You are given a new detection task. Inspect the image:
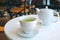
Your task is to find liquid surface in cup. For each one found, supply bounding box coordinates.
[21,17,36,22]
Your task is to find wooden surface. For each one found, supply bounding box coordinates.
[0,32,9,40]
[10,7,24,13]
[0,26,9,40]
[0,27,4,32]
[0,6,6,11]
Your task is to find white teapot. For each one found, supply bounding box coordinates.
[36,6,59,26]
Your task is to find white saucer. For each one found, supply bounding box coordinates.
[17,28,39,38]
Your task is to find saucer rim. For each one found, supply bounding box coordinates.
[17,27,39,38]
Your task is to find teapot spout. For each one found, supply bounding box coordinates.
[35,8,40,12]
[35,8,40,14]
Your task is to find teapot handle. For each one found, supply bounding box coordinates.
[54,12,59,22]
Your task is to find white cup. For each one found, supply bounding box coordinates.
[19,15,42,34]
[38,9,59,26]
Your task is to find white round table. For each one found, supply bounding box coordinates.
[4,15,60,40]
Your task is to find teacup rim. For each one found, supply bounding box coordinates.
[19,16,37,23]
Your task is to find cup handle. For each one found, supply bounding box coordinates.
[32,19,43,33]
[33,19,43,32]
[53,12,59,22]
[36,19,43,29]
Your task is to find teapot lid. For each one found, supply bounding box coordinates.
[40,6,54,12]
[45,6,53,10]
[45,6,48,9]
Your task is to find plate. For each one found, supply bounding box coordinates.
[4,15,60,40]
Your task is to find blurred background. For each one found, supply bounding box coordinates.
[0,0,60,26]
